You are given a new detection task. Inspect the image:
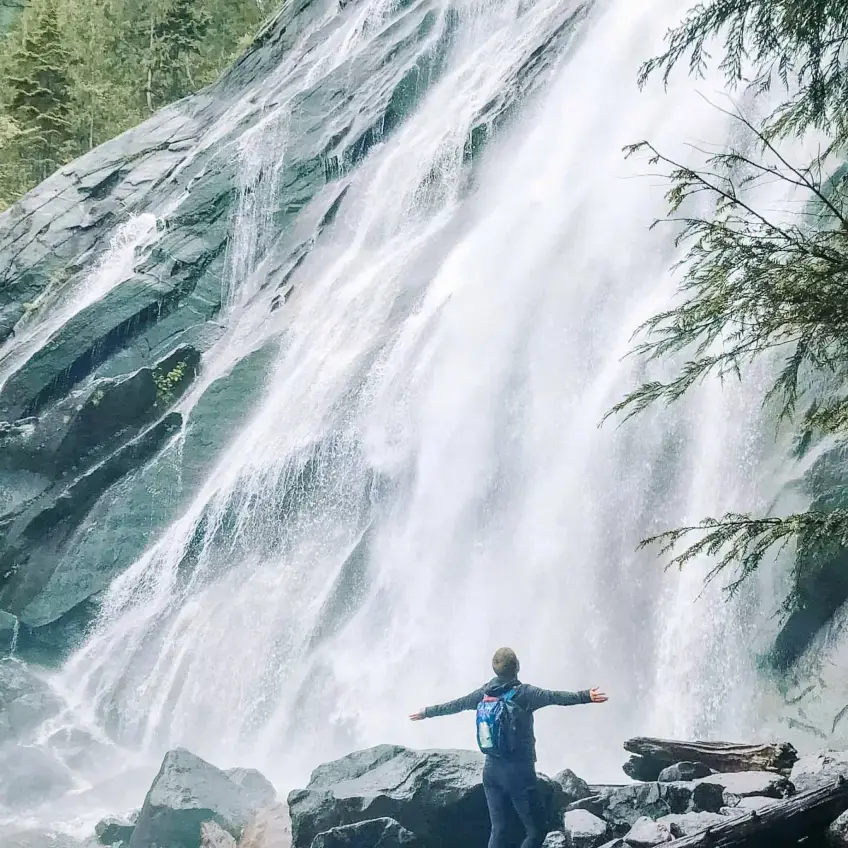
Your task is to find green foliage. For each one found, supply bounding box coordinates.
[640,0,848,145]
[153,360,187,405]
[616,1,848,604]
[0,0,269,209]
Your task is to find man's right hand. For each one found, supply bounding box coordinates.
[589,688,608,703]
[409,709,426,721]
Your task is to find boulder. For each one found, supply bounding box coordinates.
[562,809,609,848]
[697,771,794,802]
[656,763,710,783]
[554,769,592,804]
[287,745,563,848]
[310,818,420,847]
[597,782,723,835]
[543,833,568,848]
[791,752,848,793]
[622,818,672,847]
[0,658,62,739]
[828,809,848,847]
[0,744,73,809]
[95,815,135,846]
[128,748,273,848]
[655,812,727,838]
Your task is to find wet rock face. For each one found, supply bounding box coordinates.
[0,0,591,660]
[287,745,565,848]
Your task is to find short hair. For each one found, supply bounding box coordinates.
[492,647,519,678]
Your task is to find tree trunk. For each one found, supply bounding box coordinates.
[663,778,848,846]
[623,738,798,775]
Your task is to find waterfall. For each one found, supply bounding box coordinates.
[1,0,820,836]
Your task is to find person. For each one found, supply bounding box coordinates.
[409,647,608,848]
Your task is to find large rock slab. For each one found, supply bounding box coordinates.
[828,808,848,847]
[310,818,420,847]
[128,748,275,848]
[791,751,848,793]
[288,745,563,848]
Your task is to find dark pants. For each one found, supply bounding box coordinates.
[482,756,545,848]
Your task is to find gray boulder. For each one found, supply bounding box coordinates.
[128,748,274,848]
[95,815,135,846]
[0,658,62,739]
[791,751,848,793]
[596,782,723,835]
[543,833,568,848]
[310,818,420,847]
[723,795,778,813]
[562,809,609,848]
[827,809,848,847]
[622,817,672,847]
[287,745,563,848]
[554,769,592,804]
[656,763,710,783]
[655,812,726,838]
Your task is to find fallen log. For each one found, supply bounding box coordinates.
[663,777,848,846]
[623,738,798,775]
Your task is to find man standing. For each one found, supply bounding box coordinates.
[409,647,608,848]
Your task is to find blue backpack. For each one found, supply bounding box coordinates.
[475,688,522,757]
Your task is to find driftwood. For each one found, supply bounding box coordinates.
[663,778,848,846]
[623,738,799,776]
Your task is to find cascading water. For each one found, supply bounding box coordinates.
[0,0,827,839]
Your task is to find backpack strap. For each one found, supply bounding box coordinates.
[502,688,518,702]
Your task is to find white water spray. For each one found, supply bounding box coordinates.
[2,0,822,837]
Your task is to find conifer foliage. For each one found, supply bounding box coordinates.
[0,0,267,209]
[615,0,848,611]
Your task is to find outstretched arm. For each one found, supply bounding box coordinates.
[409,688,484,721]
[521,685,608,710]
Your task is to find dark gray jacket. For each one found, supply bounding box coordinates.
[423,676,591,763]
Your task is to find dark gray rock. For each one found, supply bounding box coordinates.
[310,818,420,847]
[590,782,723,836]
[128,748,273,848]
[655,812,727,838]
[562,809,609,848]
[288,745,563,848]
[827,808,848,847]
[622,817,672,847]
[791,751,848,793]
[1,413,183,626]
[0,658,61,739]
[0,744,74,809]
[656,763,710,783]
[95,816,135,846]
[554,769,592,804]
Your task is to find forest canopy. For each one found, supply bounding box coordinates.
[0,0,270,209]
